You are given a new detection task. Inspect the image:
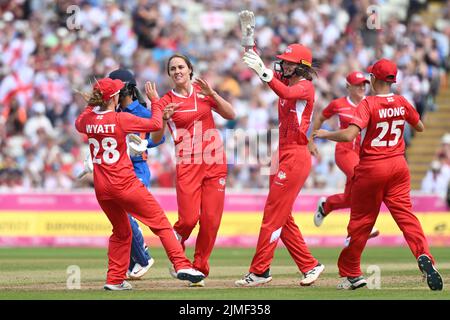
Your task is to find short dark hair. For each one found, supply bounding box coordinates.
[167,54,194,79]
[109,69,137,86]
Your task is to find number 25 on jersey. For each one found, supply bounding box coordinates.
[371,120,405,147]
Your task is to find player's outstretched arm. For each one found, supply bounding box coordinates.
[267,76,311,100]
[119,110,163,133]
[242,50,273,82]
[194,78,236,120]
[119,82,164,133]
[145,81,160,103]
[144,81,167,144]
[313,124,360,143]
[149,102,179,144]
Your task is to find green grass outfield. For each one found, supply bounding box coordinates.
[0,246,449,300]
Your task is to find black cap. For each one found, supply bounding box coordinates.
[109,69,136,86]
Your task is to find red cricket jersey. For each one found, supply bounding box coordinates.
[75,105,162,199]
[350,93,420,161]
[268,74,315,147]
[322,96,361,152]
[154,84,224,160]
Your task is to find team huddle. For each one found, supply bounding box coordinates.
[75,24,443,292]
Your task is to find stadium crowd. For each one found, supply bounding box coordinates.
[0,0,449,192]
[421,132,450,201]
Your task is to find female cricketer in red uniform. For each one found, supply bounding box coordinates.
[75,78,205,290]
[235,44,324,287]
[314,59,443,291]
[151,54,236,286]
[310,71,379,238]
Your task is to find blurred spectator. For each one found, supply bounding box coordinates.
[421,160,450,198]
[23,102,55,143]
[133,0,162,49]
[447,181,450,208]
[324,160,346,190]
[0,0,448,191]
[436,133,450,166]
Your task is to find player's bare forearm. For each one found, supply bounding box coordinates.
[313,125,359,142]
[309,114,325,140]
[135,116,163,133]
[151,121,166,144]
[121,109,163,133]
[313,129,347,142]
[308,114,325,157]
[414,120,424,132]
[211,91,236,120]
[193,78,236,119]
[149,103,163,130]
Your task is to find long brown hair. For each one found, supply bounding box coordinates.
[167,54,194,79]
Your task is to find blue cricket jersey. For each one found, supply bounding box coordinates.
[123,100,165,162]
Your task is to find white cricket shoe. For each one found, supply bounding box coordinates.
[336,276,367,290]
[104,281,132,291]
[300,263,325,286]
[235,271,272,287]
[170,265,206,287]
[177,268,206,283]
[189,280,206,287]
[128,258,155,280]
[314,197,327,227]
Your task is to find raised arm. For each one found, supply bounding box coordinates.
[149,100,180,144]
[242,50,310,100]
[149,109,173,146]
[194,78,236,120]
[119,105,163,133]
[145,81,169,143]
[267,77,310,100]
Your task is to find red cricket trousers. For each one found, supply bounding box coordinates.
[174,161,227,277]
[250,145,318,275]
[97,184,192,284]
[323,146,359,215]
[338,156,434,277]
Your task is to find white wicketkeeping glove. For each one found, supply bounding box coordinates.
[238,10,255,49]
[127,134,148,157]
[242,50,274,82]
[77,151,93,179]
